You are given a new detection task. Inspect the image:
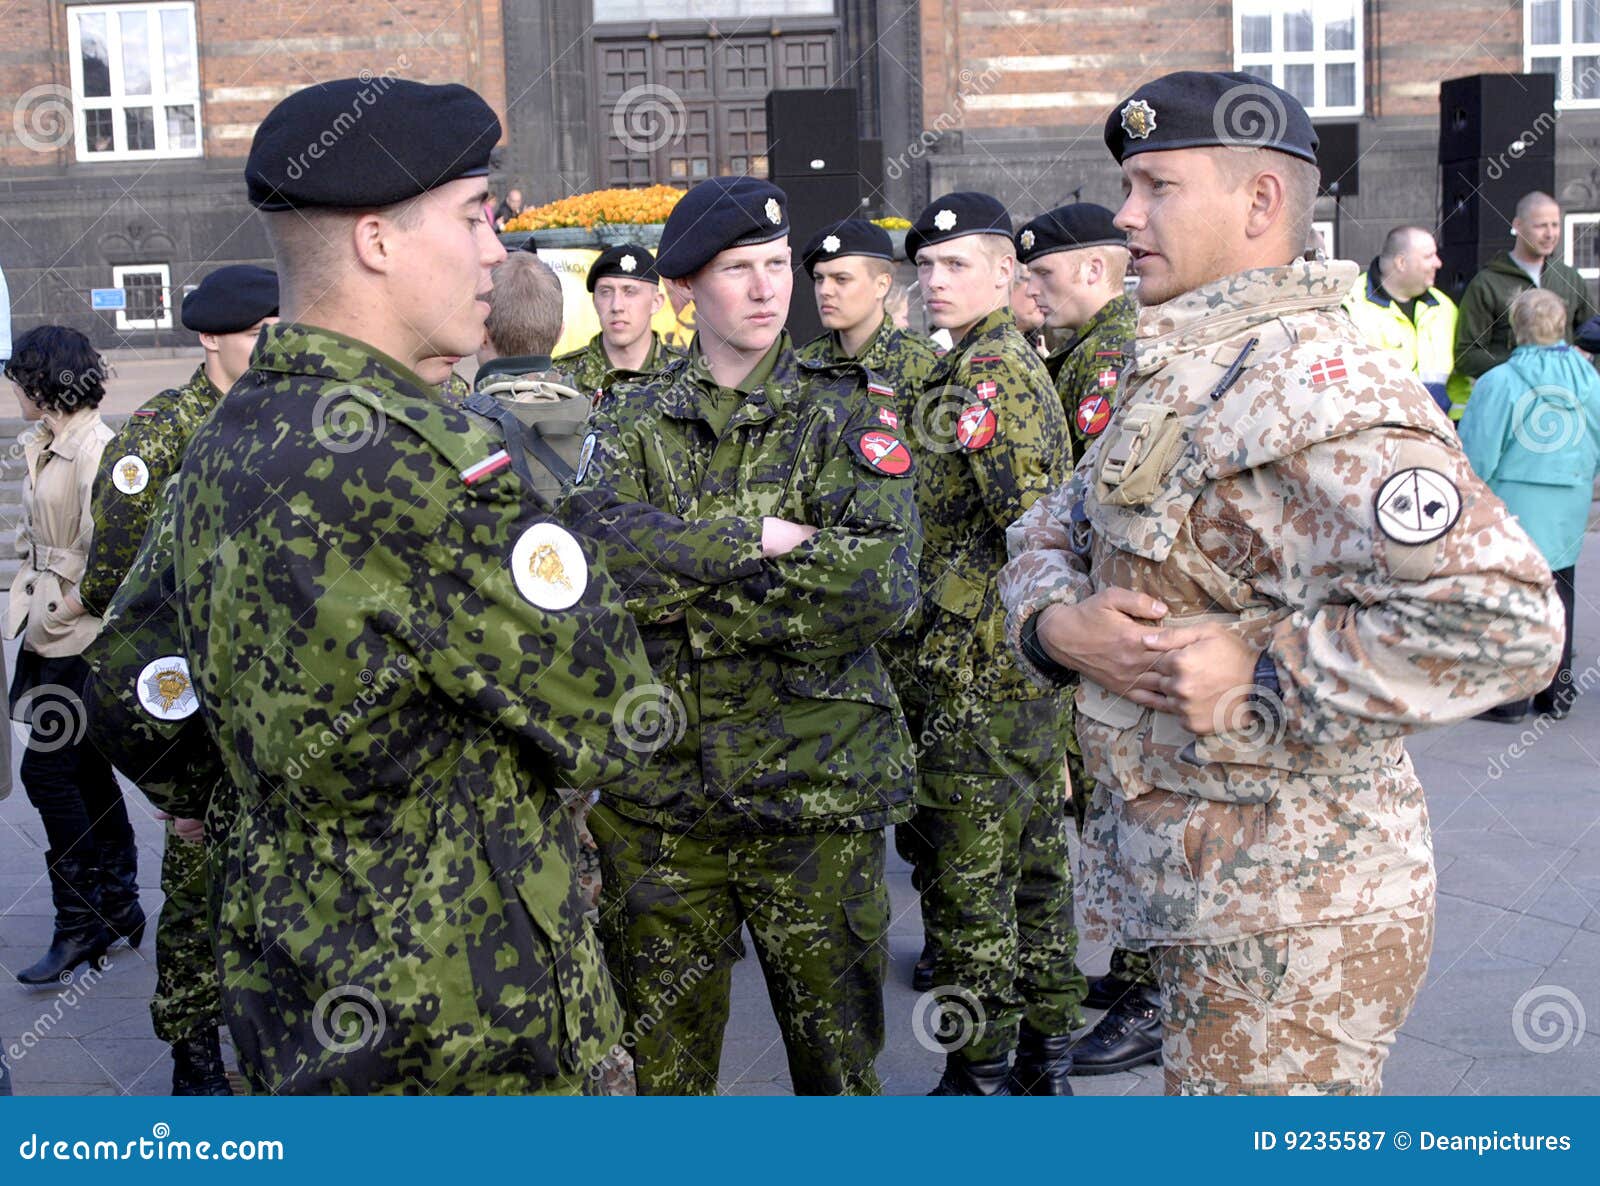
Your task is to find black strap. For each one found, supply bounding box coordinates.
[463,391,575,486]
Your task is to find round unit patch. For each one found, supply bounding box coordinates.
[111,454,151,495]
[1076,394,1112,436]
[1375,467,1461,545]
[956,403,998,450]
[136,656,199,721]
[511,522,589,610]
[857,430,913,475]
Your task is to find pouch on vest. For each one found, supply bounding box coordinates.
[1096,403,1185,507]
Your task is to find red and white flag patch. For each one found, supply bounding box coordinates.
[867,381,895,399]
[877,406,900,428]
[854,429,914,475]
[1096,366,1118,390]
[1308,357,1348,386]
[975,379,998,401]
[461,450,511,485]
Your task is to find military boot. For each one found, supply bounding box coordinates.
[928,1053,1013,1096]
[912,940,936,992]
[1009,1023,1075,1095]
[171,1029,233,1096]
[1070,985,1163,1075]
[96,837,146,948]
[16,852,115,985]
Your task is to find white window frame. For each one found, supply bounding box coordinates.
[1526,0,1600,109]
[1564,212,1600,280]
[67,2,202,162]
[1312,219,1336,260]
[112,264,172,330]
[1233,1,1364,117]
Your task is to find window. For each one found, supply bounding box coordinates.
[1234,1,1363,117]
[1565,212,1600,280]
[1312,219,1336,260]
[1528,0,1600,107]
[111,264,172,330]
[594,1,832,19]
[68,3,201,161]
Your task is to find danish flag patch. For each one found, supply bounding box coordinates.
[877,406,900,428]
[975,380,998,401]
[1308,357,1348,387]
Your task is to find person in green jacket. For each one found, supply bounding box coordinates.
[1451,191,1597,420]
[552,243,681,399]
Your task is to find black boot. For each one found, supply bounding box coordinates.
[1070,986,1163,1075]
[928,1053,1013,1096]
[1009,1023,1075,1095]
[16,852,115,986]
[912,941,936,992]
[1083,971,1141,1011]
[171,1029,233,1096]
[96,838,146,948]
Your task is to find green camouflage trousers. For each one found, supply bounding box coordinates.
[590,807,889,1096]
[149,822,222,1044]
[904,693,1085,1062]
[1066,727,1154,990]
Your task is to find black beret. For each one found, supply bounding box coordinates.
[905,192,1012,261]
[1105,71,1318,166]
[800,219,893,276]
[1015,204,1125,264]
[180,265,279,334]
[247,78,500,211]
[586,244,659,291]
[654,177,790,280]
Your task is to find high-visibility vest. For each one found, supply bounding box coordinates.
[1344,270,1464,416]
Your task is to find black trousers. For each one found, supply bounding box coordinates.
[1538,565,1578,710]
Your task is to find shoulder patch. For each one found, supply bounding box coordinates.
[1308,356,1349,387]
[876,406,899,428]
[575,431,598,484]
[849,428,914,476]
[969,354,1003,364]
[1375,467,1461,545]
[1092,350,1124,359]
[511,522,589,609]
[974,379,998,401]
[867,380,895,399]
[1076,393,1112,437]
[956,403,998,451]
[137,656,199,721]
[461,449,511,486]
[111,454,151,495]
[131,409,159,418]
[1095,366,1119,390]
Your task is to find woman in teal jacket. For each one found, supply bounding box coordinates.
[1461,288,1600,721]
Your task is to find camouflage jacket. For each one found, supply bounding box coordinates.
[1047,292,1136,465]
[79,365,222,615]
[797,314,942,417]
[913,308,1071,706]
[561,334,920,837]
[97,322,660,1094]
[1000,261,1562,945]
[554,331,680,402]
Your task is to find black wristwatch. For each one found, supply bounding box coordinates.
[1021,611,1077,687]
[1248,649,1283,736]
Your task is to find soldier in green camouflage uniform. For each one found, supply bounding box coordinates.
[1015,205,1159,1068]
[83,78,660,1095]
[562,178,919,1096]
[80,263,278,1096]
[554,329,678,399]
[553,244,681,401]
[900,193,1081,1096]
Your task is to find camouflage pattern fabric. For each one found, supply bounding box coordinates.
[438,371,471,408]
[796,314,942,417]
[554,331,681,404]
[590,805,889,1095]
[79,365,222,616]
[1153,915,1434,1094]
[149,823,222,1044]
[1047,292,1136,465]
[1000,260,1562,1091]
[95,321,661,1095]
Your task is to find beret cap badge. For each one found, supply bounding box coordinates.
[1121,99,1157,140]
[823,234,841,253]
[934,209,958,231]
[620,254,637,272]
[765,198,783,225]
[1019,229,1035,251]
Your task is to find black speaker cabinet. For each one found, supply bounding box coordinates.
[1439,73,1557,164]
[771,171,866,344]
[1438,155,1557,245]
[766,88,859,177]
[1317,122,1360,196]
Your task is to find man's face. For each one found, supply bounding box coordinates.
[1024,251,1099,329]
[687,239,792,355]
[1400,233,1441,292]
[387,178,507,376]
[1010,275,1045,334]
[916,236,1011,336]
[507,189,523,210]
[593,277,662,353]
[206,317,278,389]
[1514,200,1561,260]
[812,257,888,333]
[1115,149,1250,305]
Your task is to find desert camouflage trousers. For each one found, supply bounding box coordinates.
[1152,913,1434,1095]
[1066,730,1155,991]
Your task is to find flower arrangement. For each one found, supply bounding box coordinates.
[504,185,685,231]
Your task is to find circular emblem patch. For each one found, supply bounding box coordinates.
[858,430,913,475]
[136,656,199,721]
[1076,394,1111,436]
[956,403,998,450]
[1375,467,1461,545]
[511,522,589,610]
[111,454,151,495]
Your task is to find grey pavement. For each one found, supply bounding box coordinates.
[2,547,1598,1096]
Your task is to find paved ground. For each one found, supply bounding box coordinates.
[2,549,1597,1096]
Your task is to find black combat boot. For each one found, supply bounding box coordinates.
[1070,985,1163,1075]
[928,1053,1013,1096]
[1082,971,1141,1011]
[171,1028,233,1096]
[16,852,115,985]
[912,940,936,992]
[1009,1023,1075,1095]
[96,837,146,948]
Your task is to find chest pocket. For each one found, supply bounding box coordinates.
[1089,412,1208,567]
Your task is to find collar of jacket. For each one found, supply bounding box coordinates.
[29,404,104,460]
[819,313,893,367]
[656,331,798,426]
[252,321,438,402]
[1363,259,1440,310]
[1133,259,1359,376]
[184,362,226,407]
[930,307,1014,381]
[476,354,555,383]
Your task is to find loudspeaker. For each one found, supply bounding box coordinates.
[857,138,885,211]
[1438,240,1488,302]
[1317,122,1360,196]
[771,171,865,344]
[766,88,858,177]
[1438,154,1556,245]
[1439,73,1557,164]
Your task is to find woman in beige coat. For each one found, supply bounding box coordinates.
[5,326,143,984]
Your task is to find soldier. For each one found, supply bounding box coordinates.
[899,192,1081,1096]
[82,78,660,1094]
[796,217,944,991]
[78,263,278,1096]
[553,244,680,399]
[561,176,920,1096]
[1000,71,1562,1095]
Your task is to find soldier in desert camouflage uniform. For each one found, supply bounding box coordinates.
[1001,71,1562,1094]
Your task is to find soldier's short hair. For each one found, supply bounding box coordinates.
[485,253,564,357]
[1510,287,1568,346]
[260,201,425,296]
[1207,146,1319,261]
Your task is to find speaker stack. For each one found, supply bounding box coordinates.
[766,87,865,343]
[1437,73,1557,299]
